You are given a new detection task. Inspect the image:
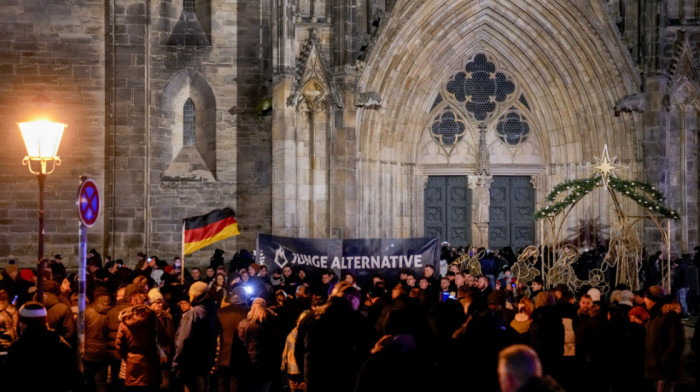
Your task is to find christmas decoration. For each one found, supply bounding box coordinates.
[533,145,678,292]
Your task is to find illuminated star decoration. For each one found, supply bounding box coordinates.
[593,144,618,190]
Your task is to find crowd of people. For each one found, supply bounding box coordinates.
[0,245,698,392]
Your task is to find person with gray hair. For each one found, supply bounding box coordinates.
[498,344,564,392]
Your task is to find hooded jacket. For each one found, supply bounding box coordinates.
[42,291,76,346]
[116,304,160,386]
[2,326,80,391]
[84,294,113,361]
[645,302,685,380]
[173,294,219,376]
[106,298,131,361]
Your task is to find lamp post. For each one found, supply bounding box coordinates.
[19,105,66,303]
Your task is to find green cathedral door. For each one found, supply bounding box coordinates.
[424,176,471,248]
[488,176,535,251]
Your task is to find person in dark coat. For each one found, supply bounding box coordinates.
[528,292,564,380]
[84,292,113,392]
[49,254,67,282]
[217,287,250,392]
[354,334,444,392]
[643,286,685,391]
[41,279,77,348]
[450,290,518,392]
[600,304,646,392]
[2,302,81,392]
[106,284,130,390]
[572,293,605,390]
[210,249,226,271]
[296,281,373,392]
[237,297,278,392]
[148,288,175,391]
[116,283,161,390]
[173,281,219,392]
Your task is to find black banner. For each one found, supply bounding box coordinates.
[256,234,440,286]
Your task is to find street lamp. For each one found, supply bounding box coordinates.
[19,101,66,303]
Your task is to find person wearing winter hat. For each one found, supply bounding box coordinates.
[188,281,209,303]
[643,285,685,390]
[173,279,218,390]
[586,287,601,303]
[40,278,77,348]
[147,287,175,389]
[644,285,666,304]
[2,302,80,391]
[116,282,161,389]
[17,301,47,328]
[148,288,164,304]
[19,268,35,283]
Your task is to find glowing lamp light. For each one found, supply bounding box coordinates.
[18,98,67,304]
[19,120,66,175]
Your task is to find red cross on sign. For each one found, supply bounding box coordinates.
[77,179,100,227]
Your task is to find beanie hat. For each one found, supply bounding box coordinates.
[20,269,35,282]
[18,301,47,324]
[629,306,650,322]
[42,280,60,295]
[587,288,601,302]
[5,264,18,275]
[123,283,147,300]
[148,288,164,303]
[645,286,666,302]
[188,281,209,302]
[163,265,174,274]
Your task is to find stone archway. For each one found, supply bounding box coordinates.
[353,0,642,241]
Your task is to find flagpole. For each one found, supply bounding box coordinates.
[181,221,185,284]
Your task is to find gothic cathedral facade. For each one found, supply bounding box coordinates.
[0,1,697,266]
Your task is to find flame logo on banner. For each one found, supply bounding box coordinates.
[274,245,289,268]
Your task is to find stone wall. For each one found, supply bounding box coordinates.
[0,0,697,270]
[105,0,273,266]
[0,0,105,269]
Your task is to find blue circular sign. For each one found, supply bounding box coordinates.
[77,179,100,227]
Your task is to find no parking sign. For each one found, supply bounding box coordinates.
[77,178,100,227]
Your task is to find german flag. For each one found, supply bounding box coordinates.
[183,208,240,255]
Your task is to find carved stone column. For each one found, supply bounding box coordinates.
[472,123,492,247]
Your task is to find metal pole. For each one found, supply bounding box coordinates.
[36,173,46,303]
[181,222,185,283]
[666,219,671,293]
[78,222,87,371]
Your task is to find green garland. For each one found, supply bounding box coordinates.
[608,177,680,220]
[534,175,680,220]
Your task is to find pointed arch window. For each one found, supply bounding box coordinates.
[183,98,195,146]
